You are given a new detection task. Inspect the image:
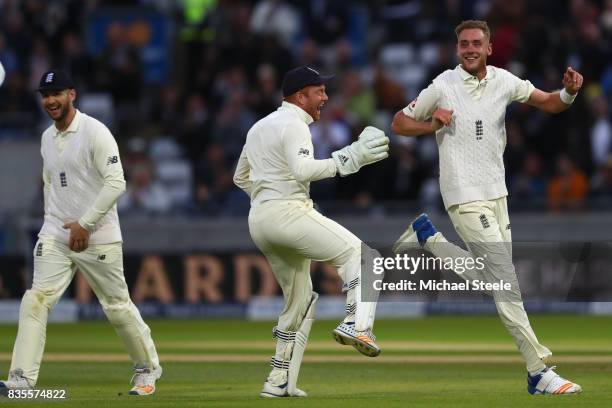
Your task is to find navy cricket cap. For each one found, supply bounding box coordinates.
[37,70,75,92]
[281,66,334,97]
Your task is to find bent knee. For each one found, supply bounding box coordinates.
[22,288,61,309]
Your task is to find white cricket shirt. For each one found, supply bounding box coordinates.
[402,65,535,209]
[39,110,126,244]
[234,101,337,205]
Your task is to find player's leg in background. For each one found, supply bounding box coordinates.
[394,213,488,283]
[449,199,551,374]
[72,243,161,388]
[9,236,75,387]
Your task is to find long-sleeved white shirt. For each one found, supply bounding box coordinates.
[234,101,337,205]
[39,109,126,244]
[402,65,535,209]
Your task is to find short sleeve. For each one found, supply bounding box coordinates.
[505,70,535,103]
[402,83,442,121]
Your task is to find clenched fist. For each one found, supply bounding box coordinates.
[431,108,453,131]
[562,67,583,95]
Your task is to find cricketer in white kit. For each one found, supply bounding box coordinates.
[234,66,390,397]
[0,70,161,396]
[392,20,583,395]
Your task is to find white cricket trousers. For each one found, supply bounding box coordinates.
[10,235,159,385]
[426,197,551,374]
[248,199,362,331]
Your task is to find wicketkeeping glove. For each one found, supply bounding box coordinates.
[331,126,390,176]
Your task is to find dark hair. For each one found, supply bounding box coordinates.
[455,20,490,40]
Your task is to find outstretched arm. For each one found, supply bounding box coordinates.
[525,67,583,114]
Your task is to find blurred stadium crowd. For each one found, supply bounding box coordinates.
[1,0,611,216]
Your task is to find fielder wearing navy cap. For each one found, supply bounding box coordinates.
[281,66,334,97]
[37,70,75,92]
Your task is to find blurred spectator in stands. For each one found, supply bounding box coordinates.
[0,72,39,128]
[0,33,19,79]
[194,143,234,213]
[212,88,256,161]
[311,100,351,160]
[249,0,299,48]
[153,85,183,135]
[589,154,612,208]
[328,38,354,73]
[121,137,149,180]
[60,32,95,91]
[373,63,407,113]
[255,34,295,82]
[298,1,349,47]
[118,160,171,214]
[149,138,194,210]
[504,118,527,185]
[569,0,608,83]
[393,143,425,200]
[95,22,143,108]
[511,153,547,206]
[29,36,51,91]
[249,64,281,118]
[589,95,611,167]
[2,7,32,66]
[177,93,213,162]
[486,0,523,69]
[297,37,325,68]
[547,154,589,212]
[309,100,350,199]
[341,69,375,128]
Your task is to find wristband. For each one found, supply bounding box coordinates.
[560,88,576,105]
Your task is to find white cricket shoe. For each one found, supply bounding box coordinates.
[0,369,33,396]
[527,366,582,395]
[260,381,307,397]
[332,321,381,357]
[129,366,162,396]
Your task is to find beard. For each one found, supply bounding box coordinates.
[46,103,70,123]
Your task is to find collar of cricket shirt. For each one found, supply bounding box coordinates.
[280,101,314,125]
[457,64,495,85]
[54,109,82,138]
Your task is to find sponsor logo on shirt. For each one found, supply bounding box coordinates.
[479,214,490,229]
[475,120,483,140]
[36,242,43,257]
[407,98,417,112]
[60,171,67,187]
[298,148,310,157]
[337,154,349,165]
[107,156,118,165]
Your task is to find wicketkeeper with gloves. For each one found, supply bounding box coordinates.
[234,66,389,398]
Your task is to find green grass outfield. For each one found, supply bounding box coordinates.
[0,315,611,407]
